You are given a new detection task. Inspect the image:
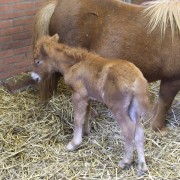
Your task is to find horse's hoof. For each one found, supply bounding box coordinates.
[151,121,166,132]
[151,123,168,136]
[83,128,90,136]
[119,160,131,170]
[157,128,168,136]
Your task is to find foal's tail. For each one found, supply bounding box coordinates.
[129,78,150,122]
[33,0,60,101]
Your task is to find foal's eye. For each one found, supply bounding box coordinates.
[35,59,43,65]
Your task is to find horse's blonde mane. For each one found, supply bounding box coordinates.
[143,0,180,39]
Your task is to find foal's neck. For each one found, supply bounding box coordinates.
[54,43,88,74]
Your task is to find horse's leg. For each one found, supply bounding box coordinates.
[39,72,61,102]
[54,72,62,92]
[67,92,88,151]
[151,79,180,132]
[112,111,136,168]
[83,102,91,136]
[134,118,148,175]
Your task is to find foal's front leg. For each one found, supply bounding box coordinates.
[67,91,89,151]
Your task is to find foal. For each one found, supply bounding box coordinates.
[32,34,150,173]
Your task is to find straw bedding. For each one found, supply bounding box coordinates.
[0,73,179,180]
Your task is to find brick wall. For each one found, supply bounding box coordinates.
[0,0,46,80]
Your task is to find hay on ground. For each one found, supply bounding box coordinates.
[0,73,179,179]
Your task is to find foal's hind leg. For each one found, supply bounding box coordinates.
[135,118,148,174]
[112,111,136,169]
[152,79,180,132]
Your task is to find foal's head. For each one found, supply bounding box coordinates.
[31,34,60,82]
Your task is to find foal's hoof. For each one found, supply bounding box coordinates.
[137,169,148,176]
[137,162,148,176]
[119,160,131,170]
[67,142,79,151]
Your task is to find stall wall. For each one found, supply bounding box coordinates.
[0,0,45,79]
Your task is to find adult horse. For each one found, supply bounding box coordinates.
[33,0,180,132]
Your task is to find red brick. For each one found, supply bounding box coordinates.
[15,46,31,54]
[34,1,45,8]
[1,73,9,79]
[23,24,33,32]
[1,39,31,50]
[0,9,37,20]
[0,20,13,28]
[13,16,33,26]
[0,26,24,36]
[13,31,32,40]
[0,73,8,79]
[0,13,10,21]
[15,60,31,69]
[12,2,34,11]
[0,50,14,58]
[0,0,21,4]
[25,51,33,59]
[0,5,11,13]
[0,54,25,66]
[11,9,37,19]
[0,68,26,79]
[0,35,13,42]
[0,63,16,73]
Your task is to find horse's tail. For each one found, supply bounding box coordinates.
[33,0,57,49]
[143,0,180,39]
[33,0,60,102]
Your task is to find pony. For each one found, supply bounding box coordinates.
[31,34,150,174]
[33,0,180,132]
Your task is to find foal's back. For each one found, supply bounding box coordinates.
[65,52,147,105]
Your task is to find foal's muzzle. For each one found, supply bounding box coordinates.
[31,72,41,82]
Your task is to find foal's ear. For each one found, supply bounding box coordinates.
[51,34,59,42]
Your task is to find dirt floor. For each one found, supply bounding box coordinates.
[0,73,180,180]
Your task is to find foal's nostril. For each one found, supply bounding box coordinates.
[35,77,39,82]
